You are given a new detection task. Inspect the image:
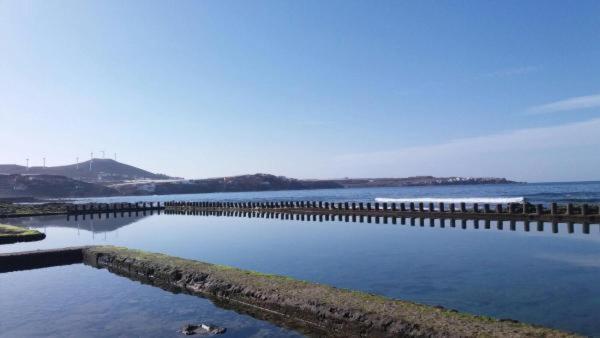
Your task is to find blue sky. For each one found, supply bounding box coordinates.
[1,1,599,182]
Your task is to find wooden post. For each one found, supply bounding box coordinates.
[473,203,479,213]
[418,202,424,212]
[400,203,406,212]
[428,202,434,212]
[483,204,490,213]
[536,204,543,215]
[551,203,557,215]
[496,204,502,213]
[409,202,415,211]
[582,204,589,216]
[449,203,455,212]
[460,202,466,212]
[438,203,444,212]
[566,203,573,216]
[522,202,528,215]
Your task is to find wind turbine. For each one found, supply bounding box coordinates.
[26,158,29,170]
[43,157,46,168]
[76,157,79,170]
[90,152,93,171]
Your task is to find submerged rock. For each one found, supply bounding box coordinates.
[180,323,226,336]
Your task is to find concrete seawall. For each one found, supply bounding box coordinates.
[0,247,86,273]
[82,246,578,337]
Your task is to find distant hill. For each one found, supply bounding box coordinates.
[0,159,173,183]
[109,173,516,196]
[0,174,119,198]
[111,173,343,195]
[330,176,516,188]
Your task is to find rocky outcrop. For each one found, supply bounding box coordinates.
[0,224,46,245]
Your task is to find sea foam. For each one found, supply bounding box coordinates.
[374,197,525,204]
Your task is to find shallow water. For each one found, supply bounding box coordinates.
[2,210,600,336]
[0,264,302,337]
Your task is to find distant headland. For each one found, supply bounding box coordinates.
[0,159,517,199]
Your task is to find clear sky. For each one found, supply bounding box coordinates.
[1,1,599,182]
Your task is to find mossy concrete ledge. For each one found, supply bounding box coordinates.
[0,224,46,245]
[0,246,85,273]
[82,246,578,337]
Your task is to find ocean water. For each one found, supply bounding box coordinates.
[2,183,600,336]
[73,181,600,205]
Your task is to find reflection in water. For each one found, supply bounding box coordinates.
[4,211,157,233]
[2,210,600,336]
[163,209,598,236]
[0,264,303,338]
[91,263,326,337]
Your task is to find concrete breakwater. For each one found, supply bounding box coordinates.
[0,246,579,337]
[84,246,580,337]
[1,201,163,218]
[164,200,600,223]
[0,246,86,273]
[66,202,164,214]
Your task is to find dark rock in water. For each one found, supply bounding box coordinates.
[499,318,520,323]
[180,323,226,336]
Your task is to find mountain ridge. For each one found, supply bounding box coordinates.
[0,159,173,183]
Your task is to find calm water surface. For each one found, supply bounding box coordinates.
[3,184,600,336]
[2,210,600,336]
[0,264,302,337]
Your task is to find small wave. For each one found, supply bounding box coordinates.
[374,197,525,204]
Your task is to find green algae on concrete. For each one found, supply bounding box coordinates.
[83,245,580,337]
[0,202,70,218]
[0,224,45,244]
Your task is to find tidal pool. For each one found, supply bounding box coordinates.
[0,264,302,337]
[2,211,600,336]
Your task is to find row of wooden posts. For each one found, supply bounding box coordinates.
[165,200,599,216]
